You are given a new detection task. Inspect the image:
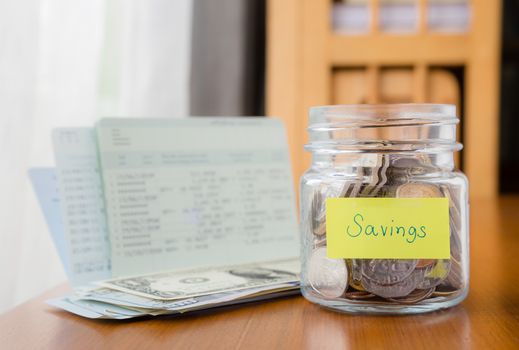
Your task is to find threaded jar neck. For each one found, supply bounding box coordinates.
[305,104,462,155]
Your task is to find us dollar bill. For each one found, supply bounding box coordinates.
[78,283,298,311]
[98,259,300,300]
[48,286,301,319]
[46,296,151,319]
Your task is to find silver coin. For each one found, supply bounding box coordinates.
[339,180,353,198]
[441,185,462,230]
[361,269,424,298]
[361,259,418,285]
[311,181,353,236]
[450,219,462,262]
[449,208,462,238]
[446,260,464,290]
[359,154,383,196]
[442,185,463,264]
[390,155,424,168]
[351,259,362,282]
[387,287,435,304]
[311,189,325,235]
[349,167,364,197]
[308,247,348,299]
[416,259,451,289]
[367,154,390,197]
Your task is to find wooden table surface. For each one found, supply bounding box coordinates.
[1,197,519,349]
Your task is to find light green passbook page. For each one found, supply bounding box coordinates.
[52,128,111,285]
[96,118,299,276]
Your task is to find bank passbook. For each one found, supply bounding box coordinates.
[31,118,299,287]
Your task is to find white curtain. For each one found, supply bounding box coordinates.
[0,0,192,313]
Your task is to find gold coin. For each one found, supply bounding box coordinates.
[313,235,326,248]
[396,183,442,198]
[432,290,458,297]
[313,220,326,236]
[346,260,365,291]
[344,291,376,300]
[416,259,436,268]
[432,285,459,297]
[348,278,365,292]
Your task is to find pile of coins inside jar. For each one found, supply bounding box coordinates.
[306,154,465,305]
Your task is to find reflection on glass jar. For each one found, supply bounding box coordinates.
[300,104,469,314]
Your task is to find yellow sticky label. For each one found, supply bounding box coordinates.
[326,198,450,259]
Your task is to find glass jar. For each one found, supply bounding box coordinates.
[300,104,469,314]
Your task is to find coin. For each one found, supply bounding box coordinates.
[361,259,418,285]
[387,287,435,304]
[351,259,363,281]
[339,181,353,197]
[349,167,364,197]
[313,234,326,248]
[433,284,459,297]
[368,154,390,197]
[311,189,326,236]
[396,182,442,198]
[416,259,451,289]
[346,259,365,291]
[416,259,436,268]
[445,259,464,290]
[361,269,424,298]
[344,291,376,300]
[308,247,348,299]
[313,220,326,236]
[360,154,383,196]
[442,185,462,230]
[311,181,355,236]
[450,218,462,262]
[432,290,457,297]
[390,155,429,169]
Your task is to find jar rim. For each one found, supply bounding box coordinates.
[306,104,462,154]
[309,103,457,126]
[310,103,455,115]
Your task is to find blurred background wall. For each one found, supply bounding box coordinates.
[499,0,519,193]
[190,0,265,116]
[0,0,193,313]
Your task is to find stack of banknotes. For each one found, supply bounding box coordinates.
[48,259,300,319]
[30,118,302,320]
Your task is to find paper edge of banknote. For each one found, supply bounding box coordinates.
[96,258,300,301]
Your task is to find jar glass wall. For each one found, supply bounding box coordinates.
[300,104,469,314]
